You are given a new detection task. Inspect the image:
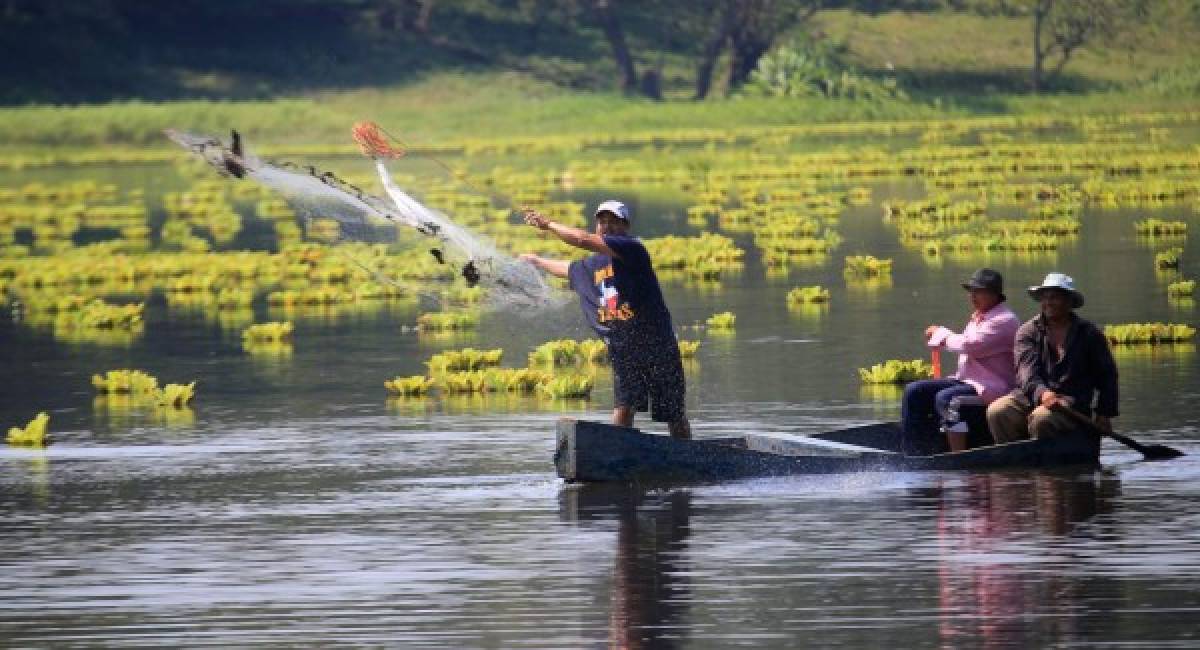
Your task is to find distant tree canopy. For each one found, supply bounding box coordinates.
[0,0,1189,103]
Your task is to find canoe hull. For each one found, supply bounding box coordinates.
[554,418,1101,484]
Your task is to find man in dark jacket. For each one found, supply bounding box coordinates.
[519,200,691,439]
[986,273,1118,443]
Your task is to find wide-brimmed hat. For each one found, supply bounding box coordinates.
[1028,272,1084,308]
[961,268,1005,302]
[593,199,630,222]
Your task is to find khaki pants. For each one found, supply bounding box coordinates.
[985,393,1076,444]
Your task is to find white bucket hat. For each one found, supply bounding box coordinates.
[1028,272,1084,308]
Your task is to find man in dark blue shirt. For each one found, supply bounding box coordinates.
[520,200,691,439]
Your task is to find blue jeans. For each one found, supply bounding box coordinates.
[901,379,976,441]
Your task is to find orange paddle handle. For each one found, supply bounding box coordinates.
[931,347,942,379]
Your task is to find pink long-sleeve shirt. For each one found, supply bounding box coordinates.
[927,302,1021,403]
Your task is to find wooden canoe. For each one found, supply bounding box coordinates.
[554,418,1102,484]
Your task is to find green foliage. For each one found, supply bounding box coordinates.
[1154,247,1183,270]
[7,412,49,447]
[426,348,504,374]
[678,340,701,358]
[1104,323,1196,345]
[706,311,737,329]
[384,375,436,397]
[1167,280,1195,297]
[858,359,935,384]
[539,375,594,399]
[786,286,831,305]
[743,37,909,102]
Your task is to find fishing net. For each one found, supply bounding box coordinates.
[166,128,553,307]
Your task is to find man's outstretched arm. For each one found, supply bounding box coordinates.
[523,210,617,258]
[518,253,570,278]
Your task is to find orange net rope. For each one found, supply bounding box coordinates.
[352,121,406,159]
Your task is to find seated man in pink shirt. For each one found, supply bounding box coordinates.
[901,269,1020,452]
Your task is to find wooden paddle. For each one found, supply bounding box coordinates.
[1051,403,1184,461]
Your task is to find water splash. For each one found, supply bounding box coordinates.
[166,129,553,307]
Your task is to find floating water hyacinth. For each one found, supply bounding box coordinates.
[417,311,479,331]
[539,374,594,399]
[1134,219,1187,236]
[858,359,935,384]
[1155,248,1183,270]
[7,412,49,447]
[485,367,551,393]
[92,369,159,395]
[1104,323,1196,345]
[384,375,435,397]
[706,312,736,329]
[678,340,701,358]
[157,382,197,409]
[426,348,504,374]
[844,255,893,278]
[787,286,831,305]
[577,339,608,364]
[243,321,293,343]
[1167,280,1195,297]
[528,339,581,366]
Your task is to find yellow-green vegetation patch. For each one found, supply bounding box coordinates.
[384,375,436,397]
[1167,280,1195,297]
[528,339,581,366]
[417,311,480,331]
[787,286,831,305]
[1154,248,1183,270]
[539,374,594,399]
[1104,323,1196,345]
[7,412,50,447]
[844,255,893,278]
[858,359,935,384]
[1135,219,1187,237]
[706,311,736,329]
[243,321,293,343]
[678,340,701,358]
[426,348,504,374]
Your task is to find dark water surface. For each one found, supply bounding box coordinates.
[3,153,1200,646]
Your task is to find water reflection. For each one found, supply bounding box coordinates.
[560,485,692,649]
[927,470,1120,647]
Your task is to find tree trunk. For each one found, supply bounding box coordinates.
[694,1,736,100]
[1031,0,1052,93]
[591,0,638,94]
[728,33,771,89]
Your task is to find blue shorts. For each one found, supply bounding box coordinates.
[611,346,686,423]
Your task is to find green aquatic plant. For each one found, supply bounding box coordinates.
[1155,248,1183,270]
[243,321,293,344]
[1135,219,1187,237]
[844,255,893,278]
[1167,280,1195,297]
[678,340,701,358]
[528,339,581,366]
[417,311,480,332]
[786,286,831,305]
[577,339,609,364]
[426,348,504,374]
[157,382,197,409]
[706,311,737,329]
[858,359,935,384]
[7,412,49,447]
[384,375,436,397]
[1104,323,1196,345]
[539,374,594,399]
[92,369,159,395]
[484,367,551,393]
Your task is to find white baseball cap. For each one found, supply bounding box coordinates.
[593,200,631,222]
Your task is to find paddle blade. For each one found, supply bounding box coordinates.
[1141,444,1186,461]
